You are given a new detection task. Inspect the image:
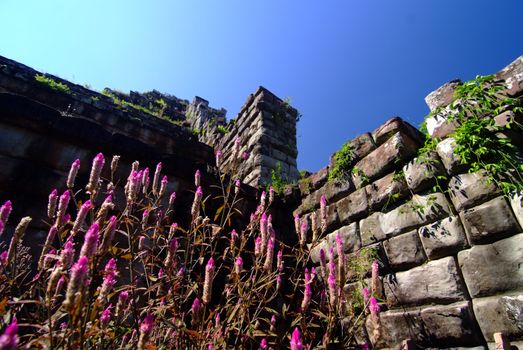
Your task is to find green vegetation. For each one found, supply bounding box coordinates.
[216,125,228,135]
[269,161,289,195]
[328,141,354,181]
[35,74,71,94]
[419,74,523,197]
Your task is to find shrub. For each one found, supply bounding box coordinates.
[0,142,380,348]
[35,74,71,94]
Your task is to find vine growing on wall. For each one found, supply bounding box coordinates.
[418,74,523,197]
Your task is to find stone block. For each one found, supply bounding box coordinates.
[494,110,523,128]
[510,191,523,230]
[403,151,446,193]
[418,216,469,260]
[371,117,424,146]
[365,301,482,348]
[425,79,461,112]
[383,230,426,271]
[329,133,377,170]
[458,234,523,298]
[473,294,523,343]
[310,222,360,263]
[354,131,419,185]
[448,171,500,212]
[336,187,368,224]
[309,166,329,191]
[322,178,354,203]
[425,109,461,139]
[384,256,467,307]
[360,212,386,246]
[380,192,453,237]
[436,137,467,175]
[459,196,521,245]
[365,171,409,211]
[496,55,523,97]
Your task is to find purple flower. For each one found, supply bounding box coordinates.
[0,317,19,350]
[67,159,80,189]
[191,297,202,325]
[369,296,380,316]
[203,257,215,304]
[0,200,12,224]
[159,175,168,197]
[64,256,89,310]
[290,327,303,350]
[72,200,92,235]
[138,314,154,349]
[100,304,112,328]
[86,153,105,194]
[80,222,99,259]
[152,162,162,196]
[47,189,58,219]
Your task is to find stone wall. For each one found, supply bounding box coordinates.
[294,55,523,349]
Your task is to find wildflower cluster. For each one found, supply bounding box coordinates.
[0,139,379,348]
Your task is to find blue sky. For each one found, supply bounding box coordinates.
[1,1,523,172]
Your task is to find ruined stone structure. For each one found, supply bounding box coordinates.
[0,53,523,348]
[295,56,523,349]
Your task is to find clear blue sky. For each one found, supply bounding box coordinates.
[1,1,523,172]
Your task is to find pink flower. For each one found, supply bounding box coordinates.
[254,236,262,257]
[260,191,266,208]
[100,304,112,328]
[138,314,154,349]
[191,186,203,218]
[234,179,241,194]
[299,220,308,245]
[264,238,274,271]
[328,271,337,308]
[86,153,105,194]
[235,256,243,275]
[192,297,202,324]
[242,151,249,161]
[203,257,215,304]
[80,223,99,259]
[67,159,80,188]
[159,176,168,197]
[369,296,380,316]
[0,251,7,267]
[363,287,370,308]
[194,169,201,187]
[152,162,162,196]
[290,327,303,350]
[72,200,92,235]
[111,155,120,175]
[260,338,268,350]
[0,317,19,350]
[142,167,150,194]
[0,200,12,224]
[56,191,70,227]
[215,150,222,166]
[47,189,58,219]
[277,249,284,272]
[64,256,89,310]
[294,214,300,235]
[169,192,176,207]
[301,282,312,312]
[60,237,75,268]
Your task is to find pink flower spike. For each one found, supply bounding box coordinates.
[290,327,303,350]
[0,221,4,237]
[140,313,154,335]
[0,251,7,266]
[215,150,222,166]
[203,257,215,304]
[254,236,262,256]
[0,200,13,224]
[260,338,268,350]
[100,304,112,328]
[195,169,201,187]
[192,297,201,318]
[159,175,168,197]
[80,222,99,258]
[369,296,380,316]
[67,159,81,188]
[169,192,176,207]
[47,189,58,218]
[0,317,19,350]
[235,256,243,274]
[242,151,249,160]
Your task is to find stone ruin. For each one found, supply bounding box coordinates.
[0,52,522,348]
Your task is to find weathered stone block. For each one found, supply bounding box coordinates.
[473,294,523,342]
[425,79,461,111]
[384,256,467,307]
[336,187,368,224]
[371,117,424,146]
[383,230,426,271]
[403,151,446,193]
[354,131,419,183]
[360,212,386,246]
[329,133,377,172]
[425,109,461,139]
[322,178,354,203]
[365,171,409,211]
[448,171,500,212]
[494,110,523,128]
[510,191,523,230]
[496,55,523,97]
[458,234,523,298]
[365,301,482,348]
[310,222,360,263]
[436,137,466,175]
[459,196,521,245]
[380,192,453,237]
[418,216,469,260]
[309,166,329,191]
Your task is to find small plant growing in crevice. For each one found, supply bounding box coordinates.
[35,74,71,94]
[328,141,354,182]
